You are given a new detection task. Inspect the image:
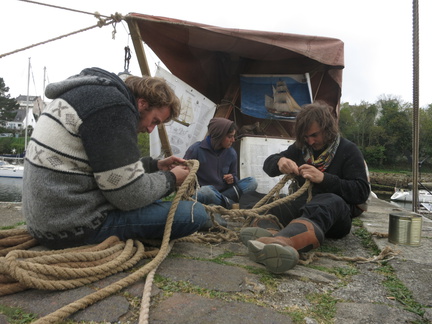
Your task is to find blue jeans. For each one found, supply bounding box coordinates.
[196,177,258,206]
[85,200,208,244]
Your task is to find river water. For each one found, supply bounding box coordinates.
[0,177,23,202]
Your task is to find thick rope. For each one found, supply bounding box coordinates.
[0,229,38,256]
[299,246,400,265]
[175,174,312,245]
[139,242,174,324]
[26,159,201,323]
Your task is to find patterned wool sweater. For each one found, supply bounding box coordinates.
[22,67,176,248]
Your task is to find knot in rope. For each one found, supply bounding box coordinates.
[94,11,123,28]
[111,12,124,23]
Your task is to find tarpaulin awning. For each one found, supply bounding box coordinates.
[125,13,344,136]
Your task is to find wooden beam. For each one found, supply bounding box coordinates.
[214,77,240,119]
[126,16,172,157]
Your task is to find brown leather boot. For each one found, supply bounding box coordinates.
[247,218,323,274]
[257,218,324,253]
[239,227,278,246]
[240,215,282,246]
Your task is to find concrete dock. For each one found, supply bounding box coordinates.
[0,198,431,324]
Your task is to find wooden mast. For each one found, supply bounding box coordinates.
[126,17,173,158]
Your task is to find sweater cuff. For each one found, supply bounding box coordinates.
[320,173,337,190]
[141,157,159,173]
[164,171,177,196]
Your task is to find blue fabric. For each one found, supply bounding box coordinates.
[85,200,208,244]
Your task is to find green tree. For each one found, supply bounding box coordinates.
[339,101,378,148]
[339,103,356,140]
[137,132,150,156]
[419,104,432,164]
[376,96,412,165]
[0,77,19,121]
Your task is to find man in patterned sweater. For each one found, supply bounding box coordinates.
[22,67,208,249]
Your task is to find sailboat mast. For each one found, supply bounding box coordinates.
[42,66,46,103]
[24,57,30,152]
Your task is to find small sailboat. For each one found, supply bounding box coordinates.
[390,188,432,203]
[0,160,24,178]
[265,80,302,117]
[176,96,194,126]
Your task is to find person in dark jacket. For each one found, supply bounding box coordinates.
[240,101,371,273]
[23,68,208,249]
[184,117,257,208]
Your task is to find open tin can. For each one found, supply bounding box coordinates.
[388,212,422,246]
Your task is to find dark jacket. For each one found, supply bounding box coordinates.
[184,136,238,192]
[263,137,370,212]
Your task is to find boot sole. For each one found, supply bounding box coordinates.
[239,227,274,246]
[247,240,299,274]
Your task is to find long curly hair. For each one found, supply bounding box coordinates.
[295,101,339,149]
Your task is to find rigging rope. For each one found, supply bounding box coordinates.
[18,0,114,19]
[1,1,123,59]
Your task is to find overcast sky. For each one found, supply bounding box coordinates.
[1,0,431,107]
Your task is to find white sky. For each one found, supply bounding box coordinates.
[1,0,431,107]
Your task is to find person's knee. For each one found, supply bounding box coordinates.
[197,186,218,201]
[239,177,258,193]
[179,201,208,226]
[248,177,258,191]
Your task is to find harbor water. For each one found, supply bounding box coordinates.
[0,177,23,202]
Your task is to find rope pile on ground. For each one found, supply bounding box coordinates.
[0,228,38,257]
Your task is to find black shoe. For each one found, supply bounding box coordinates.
[222,196,235,209]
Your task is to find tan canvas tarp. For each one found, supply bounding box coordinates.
[125,13,344,136]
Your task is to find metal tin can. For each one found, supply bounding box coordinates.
[388,212,422,246]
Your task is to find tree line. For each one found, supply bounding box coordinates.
[339,95,432,171]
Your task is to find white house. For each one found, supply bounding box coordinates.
[5,95,42,130]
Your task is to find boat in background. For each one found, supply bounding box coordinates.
[0,160,24,178]
[390,188,432,203]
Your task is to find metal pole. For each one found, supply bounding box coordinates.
[411,0,420,212]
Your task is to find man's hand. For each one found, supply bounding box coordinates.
[157,156,185,171]
[298,164,324,183]
[277,157,299,175]
[223,174,234,184]
[170,165,190,186]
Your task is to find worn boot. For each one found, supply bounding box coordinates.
[247,218,324,273]
[239,216,282,246]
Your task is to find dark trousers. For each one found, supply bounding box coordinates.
[268,193,352,239]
